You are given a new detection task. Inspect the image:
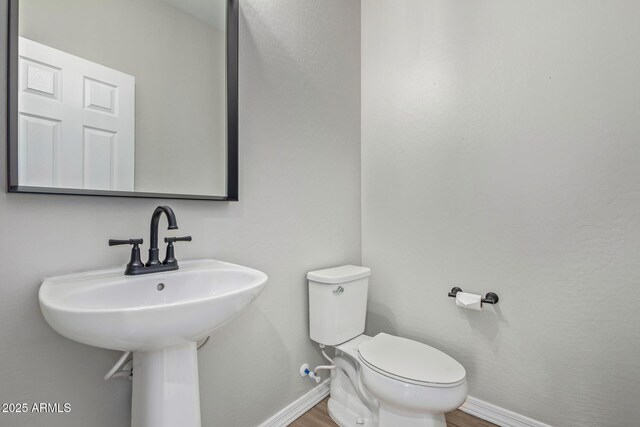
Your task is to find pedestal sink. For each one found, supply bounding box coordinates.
[39,259,267,427]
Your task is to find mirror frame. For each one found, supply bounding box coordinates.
[5,0,239,201]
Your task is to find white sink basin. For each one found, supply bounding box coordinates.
[39,259,267,427]
[39,259,267,352]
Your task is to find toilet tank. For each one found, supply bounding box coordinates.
[307,265,371,346]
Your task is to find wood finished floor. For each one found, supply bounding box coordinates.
[290,398,497,427]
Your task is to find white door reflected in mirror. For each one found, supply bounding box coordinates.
[19,37,135,191]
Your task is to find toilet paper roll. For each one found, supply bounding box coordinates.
[455,291,483,311]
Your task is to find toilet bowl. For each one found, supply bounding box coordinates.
[307,266,468,427]
[328,333,467,427]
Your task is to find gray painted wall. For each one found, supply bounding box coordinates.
[19,0,227,196]
[362,1,640,426]
[0,0,361,426]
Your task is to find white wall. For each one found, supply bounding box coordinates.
[362,1,640,426]
[0,1,361,426]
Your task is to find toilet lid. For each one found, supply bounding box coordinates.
[358,333,466,386]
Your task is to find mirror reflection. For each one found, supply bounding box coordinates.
[16,0,227,196]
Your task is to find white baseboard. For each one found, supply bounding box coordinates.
[460,396,552,427]
[257,379,330,427]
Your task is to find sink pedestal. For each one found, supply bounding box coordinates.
[131,342,201,427]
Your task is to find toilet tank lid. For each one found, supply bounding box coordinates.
[307,265,371,284]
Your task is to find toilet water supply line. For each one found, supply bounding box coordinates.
[301,344,336,383]
[104,336,211,381]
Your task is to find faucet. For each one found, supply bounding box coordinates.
[109,206,192,275]
[147,206,178,267]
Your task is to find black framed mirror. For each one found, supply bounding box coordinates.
[6,0,238,201]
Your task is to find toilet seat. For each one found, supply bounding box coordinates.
[357,333,466,388]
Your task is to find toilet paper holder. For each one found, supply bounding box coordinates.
[448,287,499,305]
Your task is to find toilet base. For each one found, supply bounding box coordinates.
[327,359,450,427]
[329,397,447,427]
[328,398,377,427]
[328,365,376,427]
[379,403,447,427]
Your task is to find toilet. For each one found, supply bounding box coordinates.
[308,265,468,427]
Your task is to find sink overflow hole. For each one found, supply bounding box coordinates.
[157,283,165,291]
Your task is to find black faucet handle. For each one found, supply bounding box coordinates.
[163,236,192,266]
[109,238,144,246]
[109,238,145,274]
[164,236,192,243]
